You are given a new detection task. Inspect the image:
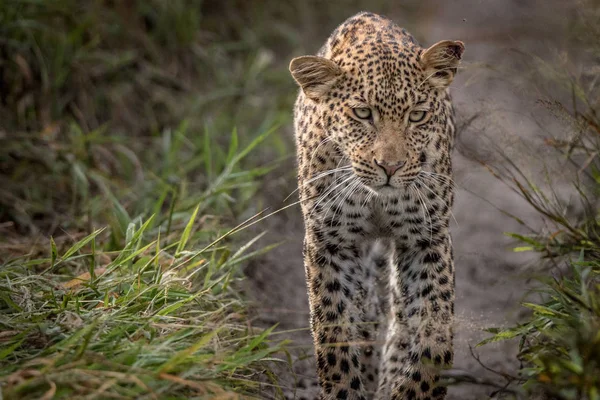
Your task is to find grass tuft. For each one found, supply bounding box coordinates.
[0,207,288,399]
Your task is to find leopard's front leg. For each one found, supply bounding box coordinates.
[383,234,455,400]
[304,236,368,400]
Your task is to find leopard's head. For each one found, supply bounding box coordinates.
[290,20,464,194]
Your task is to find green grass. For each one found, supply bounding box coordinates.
[0,120,293,398]
[0,1,303,397]
[0,112,298,398]
[0,218,287,399]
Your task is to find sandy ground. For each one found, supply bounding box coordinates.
[245,2,578,399]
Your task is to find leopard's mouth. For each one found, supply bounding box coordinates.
[351,160,420,194]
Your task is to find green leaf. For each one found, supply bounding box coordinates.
[158,328,221,373]
[50,236,58,269]
[477,325,533,347]
[110,216,155,267]
[44,228,105,274]
[154,290,203,317]
[226,127,239,164]
[0,330,30,361]
[62,228,105,260]
[231,123,279,165]
[589,386,599,400]
[203,125,212,179]
[125,222,136,246]
[0,291,22,312]
[523,302,570,318]
[175,204,200,257]
[505,232,543,247]
[243,325,276,352]
[50,318,100,354]
[111,241,157,272]
[513,246,534,252]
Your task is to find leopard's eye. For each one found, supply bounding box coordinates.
[408,110,427,123]
[353,107,372,120]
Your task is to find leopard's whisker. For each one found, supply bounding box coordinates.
[418,175,460,228]
[361,185,375,208]
[309,174,355,218]
[327,177,363,224]
[322,177,357,223]
[419,170,456,187]
[285,167,353,202]
[411,183,433,244]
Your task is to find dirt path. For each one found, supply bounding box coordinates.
[245,2,574,398]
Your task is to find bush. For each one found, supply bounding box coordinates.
[480,2,600,398]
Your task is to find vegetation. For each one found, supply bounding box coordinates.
[0,1,295,398]
[2,0,599,399]
[0,210,287,399]
[0,0,295,233]
[479,3,600,398]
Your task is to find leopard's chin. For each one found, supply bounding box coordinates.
[375,185,399,196]
[364,178,419,196]
[364,182,404,195]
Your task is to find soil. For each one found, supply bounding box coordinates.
[244,2,578,398]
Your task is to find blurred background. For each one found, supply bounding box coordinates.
[1,1,599,399]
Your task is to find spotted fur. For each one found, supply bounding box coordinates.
[289,12,464,400]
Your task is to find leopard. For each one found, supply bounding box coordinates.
[288,11,464,400]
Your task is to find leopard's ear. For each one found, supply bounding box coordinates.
[420,40,465,88]
[289,56,343,100]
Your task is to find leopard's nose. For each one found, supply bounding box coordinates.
[374,158,406,177]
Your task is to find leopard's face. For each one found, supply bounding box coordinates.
[290,14,463,195]
[318,58,448,193]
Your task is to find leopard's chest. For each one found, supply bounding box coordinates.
[312,191,436,246]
